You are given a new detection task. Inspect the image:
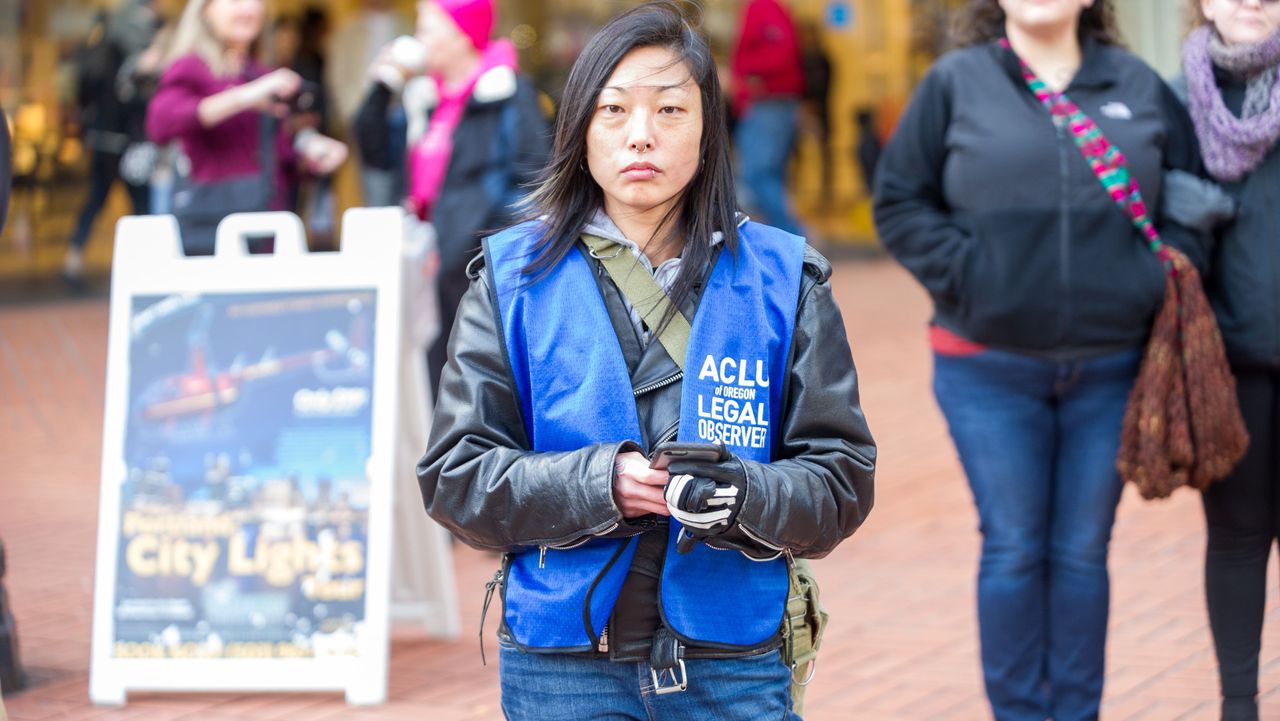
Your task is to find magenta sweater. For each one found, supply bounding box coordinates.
[146,54,295,206]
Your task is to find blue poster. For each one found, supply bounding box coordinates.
[111,289,378,660]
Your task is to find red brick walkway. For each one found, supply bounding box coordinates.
[2,259,1278,720]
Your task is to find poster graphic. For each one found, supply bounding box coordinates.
[112,289,378,660]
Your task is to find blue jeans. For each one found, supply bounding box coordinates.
[735,99,803,236]
[499,642,799,721]
[933,346,1141,721]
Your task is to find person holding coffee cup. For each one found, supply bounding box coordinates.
[354,0,550,396]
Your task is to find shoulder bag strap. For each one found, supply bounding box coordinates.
[999,38,1175,273]
[579,234,693,370]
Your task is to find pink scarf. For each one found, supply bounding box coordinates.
[407,40,517,220]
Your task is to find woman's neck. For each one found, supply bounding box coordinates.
[1006,21,1082,92]
[223,45,249,74]
[606,200,685,266]
[439,50,482,90]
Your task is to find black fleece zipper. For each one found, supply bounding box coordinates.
[1056,117,1073,348]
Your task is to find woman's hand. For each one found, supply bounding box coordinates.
[368,37,427,91]
[613,451,670,519]
[244,68,303,112]
[297,132,349,175]
[197,68,303,129]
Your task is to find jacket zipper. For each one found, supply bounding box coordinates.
[1056,116,1072,348]
[538,522,621,568]
[654,423,679,447]
[634,371,683,398]
[740,524,787,562]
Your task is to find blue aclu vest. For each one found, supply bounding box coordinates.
[486,220,806,651]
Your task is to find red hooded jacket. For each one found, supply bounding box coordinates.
[730,0,804,115]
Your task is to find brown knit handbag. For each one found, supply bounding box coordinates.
[1004,38,1249,500]
[1116,251,1249,499]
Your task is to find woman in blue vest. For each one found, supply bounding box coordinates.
[417,3,875,718]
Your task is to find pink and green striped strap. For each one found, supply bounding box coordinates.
[999,38,1174,271]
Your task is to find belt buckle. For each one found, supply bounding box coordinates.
[650,658,688,695]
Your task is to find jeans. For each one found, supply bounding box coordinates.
[427,262,472,397]
[360,165,404,208]
[933,346,1141,721]
[1203,368,1280,703]
[70,148,150,251]
[734,99,803,237]
[499,643,799,721]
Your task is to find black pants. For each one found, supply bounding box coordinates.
[70,148,149,251]
[1204,367,1280,699]
[426,263,473,400]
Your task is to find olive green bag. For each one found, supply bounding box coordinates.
[781,557,828,714]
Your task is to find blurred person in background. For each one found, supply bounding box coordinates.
[294,9,333,137]
[797,21,832,210]
[63,0,160,283]
[417,5,873,718]
[873,1,1212,719]
[137,23,180,216]
[147,0,348,255]
[267,11,337,249]
[730,0,805,236]
[854,108,881,190]
[355,0,549,395]
[1180,1,1280,719]
[328,0,411,206]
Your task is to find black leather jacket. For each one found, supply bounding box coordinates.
[417,241,876,661]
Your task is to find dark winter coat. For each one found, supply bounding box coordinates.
[874,39,1213,359]
[353,68,549,275]
[1192,71,1280,370]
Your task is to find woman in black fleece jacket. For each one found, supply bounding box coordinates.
[873,2,1212,720]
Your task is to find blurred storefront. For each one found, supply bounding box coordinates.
[0,0,1185,283]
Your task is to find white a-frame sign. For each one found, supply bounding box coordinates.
[89,210,424,705]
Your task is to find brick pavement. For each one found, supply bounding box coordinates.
[1,258,1279,721]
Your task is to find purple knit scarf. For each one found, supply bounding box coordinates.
[1184,25,1280,181]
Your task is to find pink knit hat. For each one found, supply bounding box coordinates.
[437,0,494,52]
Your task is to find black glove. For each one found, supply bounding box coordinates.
[664,457,748,552]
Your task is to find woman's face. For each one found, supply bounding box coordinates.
[203,0,264,51]
[586,46,703,226]
[270,23,300,65]
[415,1,473,72]
[1203,0,1280,46]
[998,0,1094,37]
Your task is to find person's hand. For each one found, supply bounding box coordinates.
[368,40,424,90]
[664,456,748,539]
[297,133,348,176]
[369,45,406,84]
[613,451,670,519]
[136,44,166,76]
[244,68,303,113]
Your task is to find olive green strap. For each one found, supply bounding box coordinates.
[580,234,692,371]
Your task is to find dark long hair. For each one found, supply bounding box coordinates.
[520,1,737,320]
[950,0,1123,48]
